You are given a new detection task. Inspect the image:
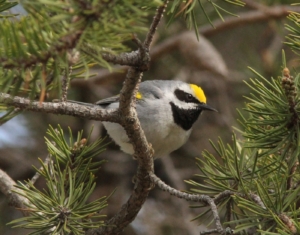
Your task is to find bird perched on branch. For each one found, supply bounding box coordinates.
[86,80,217,158]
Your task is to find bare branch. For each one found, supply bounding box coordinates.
[214,190,235,205]
[149,173,224,234]
[61,66,72,102]
[101,51,141,66]
[28,155,51,186]
[81,45,142,67]
[0,92,119,122]
[144,1,169,49]
[0,169,29,216]
[214,190,266,210]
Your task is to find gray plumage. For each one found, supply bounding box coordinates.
[97,80,216,158]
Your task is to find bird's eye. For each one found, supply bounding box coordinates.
[186,94,193,101]
[174,89,199,103]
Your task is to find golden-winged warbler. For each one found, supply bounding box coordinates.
[84,80,217,158]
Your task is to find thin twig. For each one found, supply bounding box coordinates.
[214,190,266,210]
[144,1,169,50]
[149,172,224,233]
[28,155,51,186]
[214,190,235,204]
[61,67,72,102]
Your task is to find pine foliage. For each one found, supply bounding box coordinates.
[186,9,300,235]
[9,125,108,235]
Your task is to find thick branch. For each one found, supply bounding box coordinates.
[0,92,119,122]
[101,51,141,66]
[81,45,143,67]
[86,2,168,235]
[89,68,155,235]
[0,169,29,216]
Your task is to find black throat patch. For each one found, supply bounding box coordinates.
[170,102,202,130]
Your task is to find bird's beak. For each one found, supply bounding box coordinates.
[199,103,218,112]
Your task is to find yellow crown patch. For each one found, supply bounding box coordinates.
[136,92,142,99]
[189,84,206,103]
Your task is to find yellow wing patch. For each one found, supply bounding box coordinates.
[189,84,206,103]
[136,92,142,99]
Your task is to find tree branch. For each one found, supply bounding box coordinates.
[0,169,29,216]
[149,172,224,234]
[0,92,119,122]
[144,1,169,49]
[81,45,143,67]
[86,2,168,235]
[28,155,51,187]
[214,190,266,210]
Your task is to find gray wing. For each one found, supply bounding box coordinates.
[67,100,95,107]
[66,96,119,107]
[96,81,164,106]
[95,95,119,106]
[138,81,164,99]
[68,80,164,108]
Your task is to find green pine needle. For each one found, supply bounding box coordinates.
[9,125,109,234]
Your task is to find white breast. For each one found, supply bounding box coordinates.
[101,88,193,158]
[102,113,192,158]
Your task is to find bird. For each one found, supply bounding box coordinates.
[92,80,217,158]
